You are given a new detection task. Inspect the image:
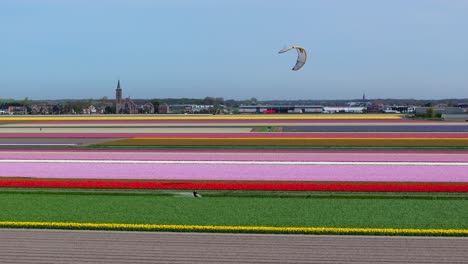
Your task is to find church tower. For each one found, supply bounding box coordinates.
[116,80,122,114]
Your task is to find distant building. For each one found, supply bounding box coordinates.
[0,107,8,115]
[414,107,464,116]
[366,104,382,113]
[158,103,170,114]
[239,105,324,114]
[323,106,366,113]
[191,105,213,113]
[382,105,415,114]
[140,102,155,114]
[8,106,27,115]
[82,105,97,114]
[238,104,371,114]
[31,105,52,115]
[168,104,214,114]
[121,97,138,114]
[52,105,62,115]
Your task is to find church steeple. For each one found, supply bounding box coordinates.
[116,80,122,99]
[116,80,123,113]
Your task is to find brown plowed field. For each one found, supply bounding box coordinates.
[1,229,467,263]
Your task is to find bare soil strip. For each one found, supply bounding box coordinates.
[0,229,467,264]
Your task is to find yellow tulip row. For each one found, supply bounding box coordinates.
[1,221,467,236]
[101,137,468,147]
[0,114,402,121]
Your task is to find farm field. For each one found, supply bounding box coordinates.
[0,191,468,235]
[0,114,467,236]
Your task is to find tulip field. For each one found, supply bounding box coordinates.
[0,114,467,236]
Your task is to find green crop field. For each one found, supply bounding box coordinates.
[1,190,467,231]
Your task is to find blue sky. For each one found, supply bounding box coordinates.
[1,0,467,100]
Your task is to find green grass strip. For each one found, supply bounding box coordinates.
[1,188,468,200]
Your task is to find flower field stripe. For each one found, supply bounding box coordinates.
[2,162,468,182]
[2,132,468,138]
[1,149,468,154]
[2,159,468,166]
[1,179,468,192]
[2,150,468,162]
[100,137,468,147]
[0,221,466,235]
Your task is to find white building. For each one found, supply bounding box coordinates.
[323,106,366,113]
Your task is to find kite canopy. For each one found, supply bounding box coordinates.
[278,46,307,71]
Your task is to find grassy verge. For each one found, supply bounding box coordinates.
[2,188,468,199]
[0,189,467,234]
[250,126,283,132]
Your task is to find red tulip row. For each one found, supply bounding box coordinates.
[1,178,467,192]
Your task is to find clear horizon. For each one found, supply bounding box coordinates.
[1,0,467,100]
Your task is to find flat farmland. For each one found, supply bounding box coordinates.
[0,114,467,236]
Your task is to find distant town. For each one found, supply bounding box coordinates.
[1,81,467,119]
